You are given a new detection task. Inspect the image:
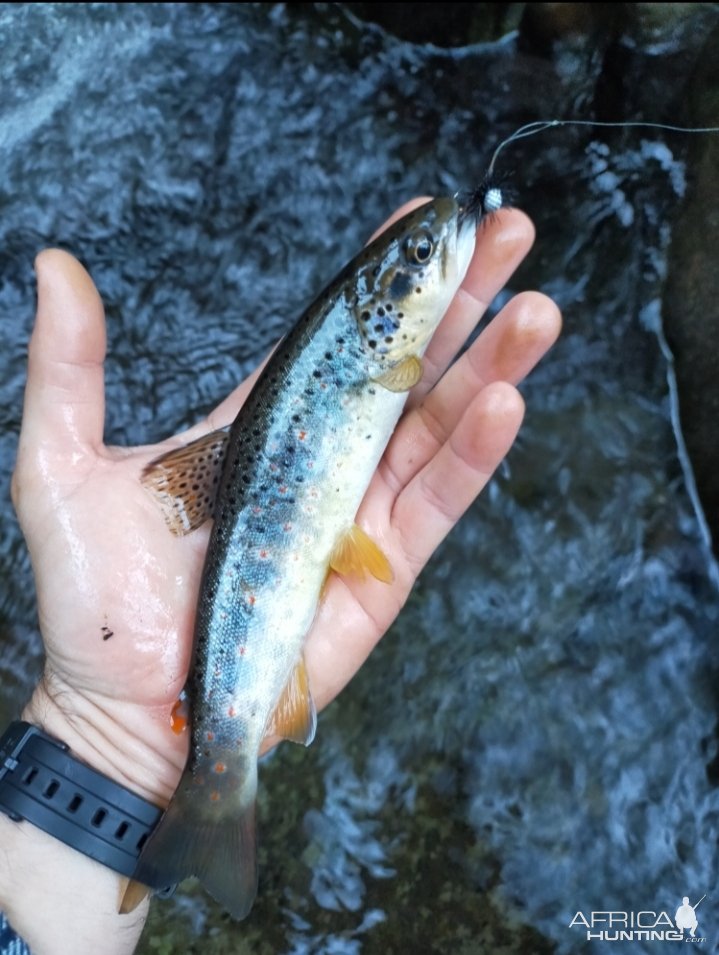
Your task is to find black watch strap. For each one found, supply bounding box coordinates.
[0,720,173,893]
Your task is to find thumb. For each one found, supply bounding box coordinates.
[19,249,107,455]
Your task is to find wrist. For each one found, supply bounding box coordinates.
[22,669,185,808]
[0,810,148,955]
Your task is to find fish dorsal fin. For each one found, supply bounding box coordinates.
[141,427,230,535]
[266,656,317,746]
[373,354,423,392]
[329,523,394,583]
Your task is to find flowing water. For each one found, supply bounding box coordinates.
[1,5,718,953]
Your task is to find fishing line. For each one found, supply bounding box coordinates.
[486,119,719,178]
[467,118,719,219]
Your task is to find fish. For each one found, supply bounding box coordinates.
[125,191,485,919]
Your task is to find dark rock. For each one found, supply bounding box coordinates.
[663,23,719,555]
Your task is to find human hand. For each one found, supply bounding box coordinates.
[13,202,560,813]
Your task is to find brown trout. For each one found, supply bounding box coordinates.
[128,192,486,918]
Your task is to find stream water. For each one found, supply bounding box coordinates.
[1,5,718,953]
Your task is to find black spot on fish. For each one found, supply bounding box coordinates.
[368,388,376,395]
[336,336,345,344]
[368,339,377,349]
[296,475,304,483]
[242,475,250,484]
[385,336,394,343]
[389,272,412,298]
[292,414,301,423]
[386,302,393,311]
[312,370,322,379]
[415,287,422,294]
[372,266,380,277]
[324,352,332,361]
[374,324,384,333]
[361,311,370,321]
[377,306,385,317]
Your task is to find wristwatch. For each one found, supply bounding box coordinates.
[0,721,174,894]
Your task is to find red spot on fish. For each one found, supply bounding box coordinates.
[307,461,314,469]
[206,731,215,741]
[210,791,221,802]
[253,506,262,514]
[214,762,226,774]
[238,646,246,656]
[259,549,268,558]
[283,522,292,531]
[279,485,287,494]
[228,706,236,717]
[170,698,189,735]
[248,594,256,605]
[270,463,278,472]
[298,430,307,440]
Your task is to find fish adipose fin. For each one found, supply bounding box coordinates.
[266,655,317,746]
[121,766,258,921]
[141,427,230,535]
[373,354,423,392]
[330,523,394,583]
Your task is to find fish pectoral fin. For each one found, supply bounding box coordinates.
[329,523,394,583]
[266,656,317,747]
[373,354,424,392]
[141,427,231,535]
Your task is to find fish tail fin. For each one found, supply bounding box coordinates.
[121,767,258,921]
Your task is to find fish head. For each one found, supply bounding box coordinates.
[352,196,477,366]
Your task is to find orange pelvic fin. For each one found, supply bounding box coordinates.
[266,656,317,746]
[141,427,230,535]
[170,693,189,735]
[329,523,394,583]
[373,354,423,392]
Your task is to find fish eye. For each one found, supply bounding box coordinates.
[404,230,434,266]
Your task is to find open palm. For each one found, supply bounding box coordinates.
[13,203,559,808]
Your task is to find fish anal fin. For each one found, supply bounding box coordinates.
[373,355,423,392]
[266,656,317,747]
[141,427,230,536]
[329,523,394,583]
